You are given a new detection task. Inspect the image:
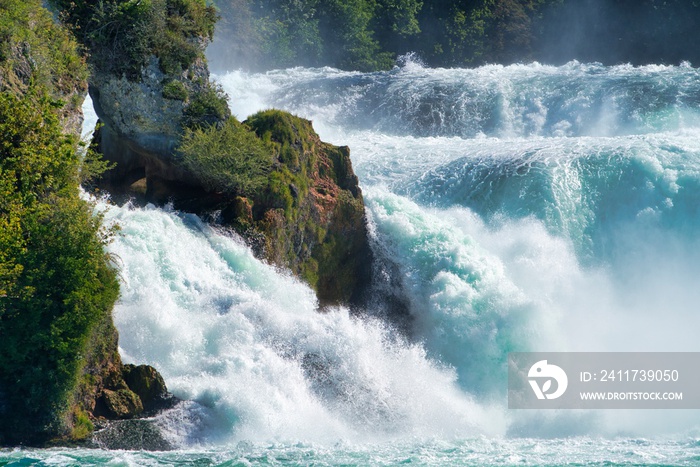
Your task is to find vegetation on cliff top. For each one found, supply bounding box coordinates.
[50,0,218,78]
[0,0,88,128]
[0,0,119,445]
[0,0,87,95]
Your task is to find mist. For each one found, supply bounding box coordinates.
[535,0,700,66]
[206,0,700,74]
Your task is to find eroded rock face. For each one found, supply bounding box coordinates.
[86,17,370,308]
[90,55,211,190]
[99,389,144,419]
[240,111,372,306]
[90,57,188,143]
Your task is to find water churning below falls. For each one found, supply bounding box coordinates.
[16,60,700,465]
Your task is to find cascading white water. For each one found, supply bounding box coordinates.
[98,200,501,445]
[86,59,700,450]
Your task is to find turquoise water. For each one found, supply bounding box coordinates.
[9,60,700,465]
[4,437,700,466]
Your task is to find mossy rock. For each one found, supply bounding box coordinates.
[246,109,315,170]
[122,364,171,413]
[100,389,143,419]
[242,110,371,305]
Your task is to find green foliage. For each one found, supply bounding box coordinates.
[71,408,94,440]
[0,5,118,444]
[50,0,218,78]
[162,79,189,100]
[152,0,219,75]
[216,0,700,70]
[245,110,318,219]
[244,110,315,220]
[183,82,231,128]
[177,117,273,196]
[372,0,422,53]
[79,144,116,186]
[0,90,119,444]
[253,1,322,69]
[211,0,564,70]
[315,0,394,71]
[246,109,313,164]
[0,0,87,98]
[376,0,422,36]
[212,0,397,71]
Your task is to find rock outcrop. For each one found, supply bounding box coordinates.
[89,54,226,194]
[241,111,371,306]
[87,26,371,307]
[122,364,175,414]
[75,312,176,422]
[95,105,372,306]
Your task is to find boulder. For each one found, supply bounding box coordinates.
[99,389,143,419]
[122,364,175,414]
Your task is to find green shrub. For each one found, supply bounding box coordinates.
[0,90,119,444]
[0,0,87,98]
[71,408,94,441]
[246,109,318,172]
[50,0,218,78]
[162,79,189,100]
[177,117,273,196]
[183,82,230,128]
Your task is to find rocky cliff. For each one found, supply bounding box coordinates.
[0,0,111,445]
[0,0,370,447]
[79,1,371,306]
[0,0,178,446]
